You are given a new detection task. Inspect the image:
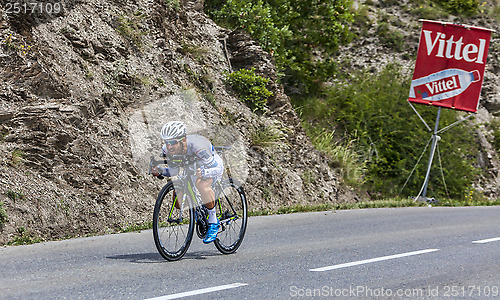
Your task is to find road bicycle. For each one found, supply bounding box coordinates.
[151,146,248,261]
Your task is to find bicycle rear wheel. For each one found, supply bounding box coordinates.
[214,180,248,254]
[153,182,194,261]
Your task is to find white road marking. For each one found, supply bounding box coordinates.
[145,283,248,300]
[472,237,500,244]
[309,249,440,272]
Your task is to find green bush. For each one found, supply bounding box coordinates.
[226,68,273,112]
[377,22,405,52]
[431,0,479,15]
[492,4,500,21]
[352,4,372,36]
[0,202,8,230]
[492,120,500,153]
[205,0,354,95]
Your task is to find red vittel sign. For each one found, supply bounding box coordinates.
[408,20,493,113]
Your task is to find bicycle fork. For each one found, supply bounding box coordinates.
[167,192,187,224]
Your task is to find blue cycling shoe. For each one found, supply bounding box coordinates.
[203,222,220,244]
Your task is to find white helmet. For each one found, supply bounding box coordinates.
[161,121,186,140]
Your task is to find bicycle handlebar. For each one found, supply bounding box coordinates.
[149,155,198,169]
[167,155,198,167]
[149,145,231,178]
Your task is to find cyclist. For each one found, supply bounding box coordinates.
[151,121,223,244]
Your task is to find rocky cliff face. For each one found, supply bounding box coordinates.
[0,0,354,245]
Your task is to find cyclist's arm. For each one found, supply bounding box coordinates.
[157,145,181,177]
[156,166,179,177]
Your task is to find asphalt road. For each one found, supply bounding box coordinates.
[1,206,500,299]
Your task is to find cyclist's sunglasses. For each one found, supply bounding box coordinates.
[165,138,183,146]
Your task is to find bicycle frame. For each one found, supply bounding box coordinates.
[166,158,201,222]
[165,163,240,230]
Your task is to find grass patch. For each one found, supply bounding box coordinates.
[0,128,7,141]
[115,12,148,49]
[431,0,480,15]
[411,2,449,19]
[7,227,43,246]
[492,3,500,21]
[249,197,500,216]
[120,221,153,233]
[307,128,365,186]
[250,122,289,150]
[179,41,208,62]
[6,190,24,202]
[156,77,166,87]
[11,149,24,166]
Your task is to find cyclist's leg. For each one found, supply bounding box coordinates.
[173,190,183,209]
[197,177,221,243]
[197,154,224,210]
[195,178,215,209]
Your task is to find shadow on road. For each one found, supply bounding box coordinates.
[107,251,220,263]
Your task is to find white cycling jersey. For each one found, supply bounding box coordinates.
[161,134,223,179]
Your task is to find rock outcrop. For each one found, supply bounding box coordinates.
[0,0,354,245]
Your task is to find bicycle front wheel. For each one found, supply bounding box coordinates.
[153,182,194,261]
[214,180,248,254]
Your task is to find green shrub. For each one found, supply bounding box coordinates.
[6,190,24,202]
[492,120,500,153]
[0,202,8,230]
[8,227,43,246]
[352,4,372,36]
[205,0,354,95]
[10,150,24,166]
[164,0,180,11]
[492,4,500,21]
[226,68,272,112]
[377,22,405,52]
[410,0,449,19]
[431,0,479,15]
[250,122,288,149]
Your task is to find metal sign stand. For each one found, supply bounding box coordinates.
[408,103,474,203]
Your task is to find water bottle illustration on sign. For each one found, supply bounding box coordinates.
[409,68,480,102]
